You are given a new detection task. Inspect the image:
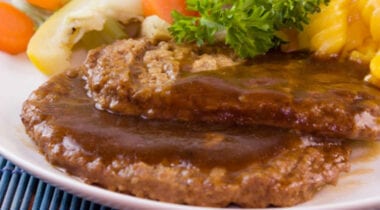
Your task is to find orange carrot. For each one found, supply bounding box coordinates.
[26,0,67,11]
[0,2,35,55]
[142,0,198,23]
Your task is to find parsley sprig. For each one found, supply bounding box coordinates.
[169,0,329,58]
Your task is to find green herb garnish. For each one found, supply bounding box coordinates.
[169,0,329,58]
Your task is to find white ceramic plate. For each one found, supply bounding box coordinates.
[1,52,380,210]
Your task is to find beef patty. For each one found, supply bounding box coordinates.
[21,70,350,208]
[83,38,380,141]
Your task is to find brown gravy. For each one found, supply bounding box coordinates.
[32,70,345,171]
[84,48,380,141]
[21,52,357,207]
[350,140,380,163]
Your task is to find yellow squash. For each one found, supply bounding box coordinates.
[27,0,143,75]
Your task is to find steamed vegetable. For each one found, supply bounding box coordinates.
[78,19,128,50]
[27,0,143,75]
[169,0,330,58]
[26,0,69,11]
[0,2,35,54]
[142,0,197,23]
[141,15,172,40]
[11,0,52,26]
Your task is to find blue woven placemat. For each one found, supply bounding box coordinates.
[0,156,114,210]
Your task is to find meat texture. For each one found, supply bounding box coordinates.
[83,38,380,141]
[21,71,350,208]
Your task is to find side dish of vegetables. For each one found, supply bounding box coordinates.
[1,0,380,86]
[1,0,329,58]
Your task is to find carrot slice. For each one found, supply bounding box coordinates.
[26,0,67,11]
[142,0,197,23]
[0,2,35,54]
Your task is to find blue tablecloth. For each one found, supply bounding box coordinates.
[0,156,114,210]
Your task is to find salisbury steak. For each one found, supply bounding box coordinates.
[83,38,380,141]
[21,70,350,208]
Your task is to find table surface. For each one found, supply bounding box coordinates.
[0,156,114,210]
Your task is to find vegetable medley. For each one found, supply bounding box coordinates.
[169,0,329,58]
[1,0,380,86]
[0,0,328,57]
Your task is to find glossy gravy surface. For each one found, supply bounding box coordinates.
[34,71,343,170]
[85,51,380,141]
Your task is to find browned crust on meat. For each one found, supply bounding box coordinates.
[83,39,380,141]
[21,71,350,208]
